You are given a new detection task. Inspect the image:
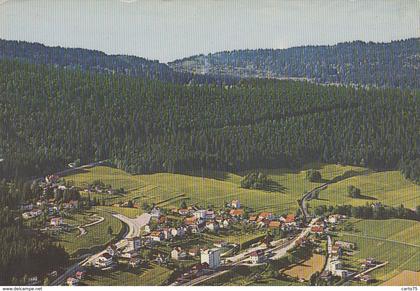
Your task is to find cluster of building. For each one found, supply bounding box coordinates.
[93,237,142,270]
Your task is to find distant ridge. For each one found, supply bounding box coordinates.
[0,38,237,85]
[169,38,420,89]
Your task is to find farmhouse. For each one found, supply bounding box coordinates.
[231,199,241,209]
[310,225,324,234]
[205,221,219,232]
[334,240,355,250]
[129,257,141,268]
[66,277,79,286]
[75,271,86,280]
[229,209,244,218]
[50,217,63,226]
[171,247,187,260]
[250,250,265,264]
[126,237,141,251]
[150,206,161,218]
[120,250,139,259]
[150,231,164,242]
[178,209,189,216]
[95,253,113,268]
[106,244,118,257]
[184,216,198,225]
[259,212,274,220]
[268,221,281,229]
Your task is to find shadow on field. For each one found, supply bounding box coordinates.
[182,169,230,181]
[329,169,371,184]
[258,180,288,193]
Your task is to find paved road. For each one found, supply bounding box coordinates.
[112,213,151,238]
[50,255,90,286]
[82,212,151,267]
[299,183,328,224]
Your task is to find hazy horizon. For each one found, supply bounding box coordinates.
[0,0,419,62]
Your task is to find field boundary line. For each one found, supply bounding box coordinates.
[337,232,420,248]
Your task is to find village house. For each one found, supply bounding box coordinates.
[334,240,355,250]
[188,248,200,257]
[250,250,266,264]
[310,225,324,234]
[129,257,141,268]
[19,203,33,211]
[66,277,79,286]
[158,215,167,225]
[220,219,230,229]
[328,214,346,224]
[178,208,189,216]
[150,206,161,218]
[120,250,139,259]
[193,209,207,220]
[95,253,113,268]
[205,221,219,232]
[258,212,274,221]
[150,231,164,242]
[268,221,281,229]
[213,241,228,248]
[22,209,42,219]
[162,228,173,240]
[229,209,244,218]
[126,237,141,251]
[188,224,201,234]
[75,271,86,280]
[248,216,257,224]
[184,216,198,226]
[106,244,118,257]
[231,199,241,209]
[50,217,63,226]
[144,225,152,233]
[171,247,187,260]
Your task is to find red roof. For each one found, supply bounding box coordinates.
[259,212,272,218]
[311,225,324,233]
[285,214,295,223]
[268,221,281,228]
[229,209,244,216]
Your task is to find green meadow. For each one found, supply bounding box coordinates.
[335,218,420,283]
[83,264,172,286]
[64,164,420,215]
[57,207,124,256]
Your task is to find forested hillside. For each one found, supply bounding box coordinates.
[170,38,420,88]
[0,59,417,179]
[0,39,236,85]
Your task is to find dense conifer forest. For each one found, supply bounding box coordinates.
[170,38,420,89]
[0,59,418,180]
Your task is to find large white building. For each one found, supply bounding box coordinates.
[126,237,141,251]
[201,248,221,269]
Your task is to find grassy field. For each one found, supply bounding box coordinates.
[382,270,420,286]
[64,163,420,216]
[57,207,124,256]
[282,254,325,281]
[312,170,420,209]
[335,218,420,283]
[83,264,172,286]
